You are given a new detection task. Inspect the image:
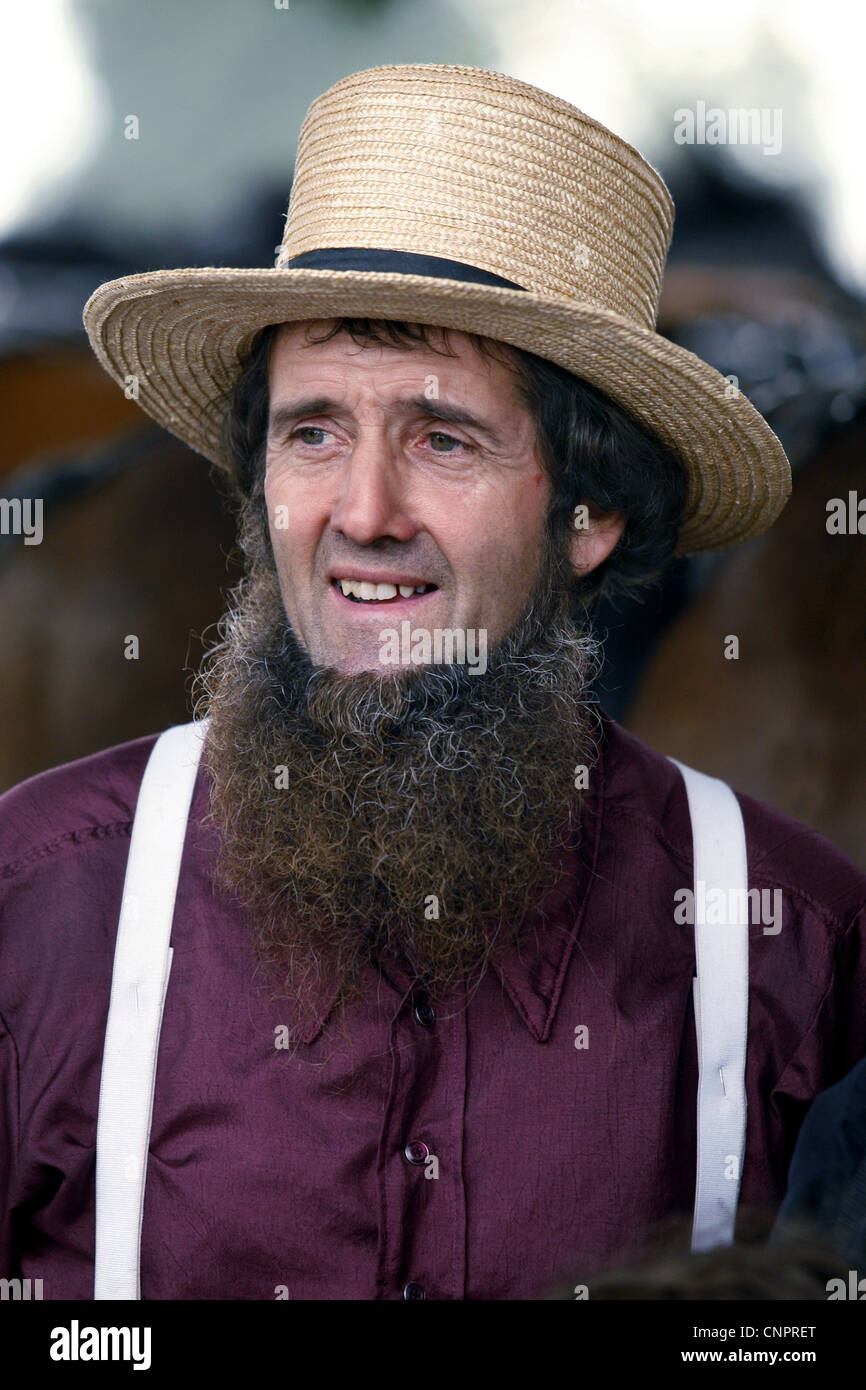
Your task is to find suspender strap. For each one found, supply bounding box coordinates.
[94,719,209,1300]
[669,758,750,1254]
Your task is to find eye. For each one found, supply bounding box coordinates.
[427,430,471,453]
[292,426,328,445]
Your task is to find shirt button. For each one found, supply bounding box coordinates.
[403,1281,426,1300]
[413,994,436,1028]
[404,1140,429,1165]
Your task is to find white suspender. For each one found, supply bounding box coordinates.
[669,758,750,1255]
[93,719,209,1300]
[92,724,747,1296]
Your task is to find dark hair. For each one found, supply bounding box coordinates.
[220,317,688,604]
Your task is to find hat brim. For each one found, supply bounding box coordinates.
[82,265,791,553]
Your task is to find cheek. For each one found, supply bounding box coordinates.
[514,467,548,514]
[264,474,303,544]
[514,469,550,545]
[264,491,290,554]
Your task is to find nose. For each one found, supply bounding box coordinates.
[329,425,415,545]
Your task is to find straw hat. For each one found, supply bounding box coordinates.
[82,62,791,552]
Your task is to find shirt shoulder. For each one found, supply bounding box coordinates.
[601,716,866,928]
[0,732,160,881]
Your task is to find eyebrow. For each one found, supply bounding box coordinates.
[267,395,507,448]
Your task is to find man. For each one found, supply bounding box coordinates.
[1,63,864,1301]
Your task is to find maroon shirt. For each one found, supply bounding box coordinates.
[1,714,865,1300]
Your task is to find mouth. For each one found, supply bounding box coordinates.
[330,577,439,606]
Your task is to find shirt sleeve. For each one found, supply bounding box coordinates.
[0,1010,20,1277]
[771,903,866,1191]
[818,902,866,1084]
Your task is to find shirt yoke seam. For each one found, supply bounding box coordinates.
[0,818,133,882]
[605,802,863,940]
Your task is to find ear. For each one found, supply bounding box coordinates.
[568,503,626,579]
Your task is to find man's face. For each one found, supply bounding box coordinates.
[263,320,551,673]
[202,317,623,1027]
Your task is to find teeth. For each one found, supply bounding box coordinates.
[336,578,432,601]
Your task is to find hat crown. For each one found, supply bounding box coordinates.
[280,63,675,330]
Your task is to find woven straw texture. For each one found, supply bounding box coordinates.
[83,62,791,553]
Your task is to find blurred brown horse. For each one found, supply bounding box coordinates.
[0,341,239,789]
